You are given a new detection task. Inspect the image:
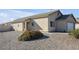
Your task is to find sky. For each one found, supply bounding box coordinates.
[0,9,79,24]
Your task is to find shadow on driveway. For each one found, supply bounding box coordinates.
[20,35,49,41]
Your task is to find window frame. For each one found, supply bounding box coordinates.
[50,21,54,27]
[32,22,34,26]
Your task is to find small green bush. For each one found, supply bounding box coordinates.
[18,31,44,41]
[69,29,79,39]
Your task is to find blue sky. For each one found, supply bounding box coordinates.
[0,9,79,24]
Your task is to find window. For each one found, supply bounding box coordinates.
[18,24,19,27]
[57,12,60,16]
[23,23,25,28]
[32,22,34,26]
[50,21,54,27]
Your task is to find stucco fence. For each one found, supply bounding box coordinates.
[0,24,14,32]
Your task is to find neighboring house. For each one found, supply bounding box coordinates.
[0,23,14,32]
[0,10,77,32]
[75,18,79,29]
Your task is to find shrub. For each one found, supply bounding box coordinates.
[69,29,79,39]
[18,31,44,41]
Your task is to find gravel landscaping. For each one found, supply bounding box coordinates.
[0,31,79,50]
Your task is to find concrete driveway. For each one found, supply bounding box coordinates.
[0,31,79,50]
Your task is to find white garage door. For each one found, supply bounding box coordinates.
[67,23,74,31]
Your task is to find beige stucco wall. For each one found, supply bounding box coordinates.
[28,17,48,32]
[75,23,79,29]
[55,20,67,31]
[11,23,23,31]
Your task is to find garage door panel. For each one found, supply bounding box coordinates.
[67,23,74,31]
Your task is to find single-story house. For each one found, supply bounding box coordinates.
[0,10,78,32]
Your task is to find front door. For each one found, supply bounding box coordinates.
[23,22,28,31]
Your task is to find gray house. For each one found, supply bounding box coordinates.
[0,10,77,32]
